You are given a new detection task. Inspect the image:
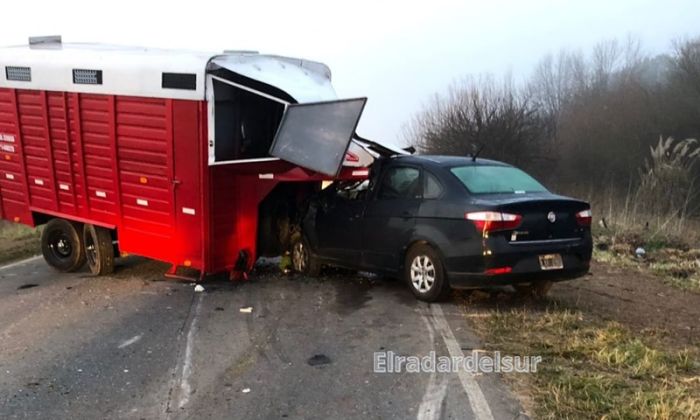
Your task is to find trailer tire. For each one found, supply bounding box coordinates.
[41,219,86,272]
[291,234,321,277]
[83,224,115,276]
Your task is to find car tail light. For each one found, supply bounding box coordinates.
[575,209,592,227]
[485,267,512,275]
[466,211,522,232]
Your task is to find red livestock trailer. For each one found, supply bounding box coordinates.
[0,36,390,278]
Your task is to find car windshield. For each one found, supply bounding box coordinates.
[450,165,548,194]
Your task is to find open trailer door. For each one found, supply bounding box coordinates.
[207,55,374,175]
[269,98,367,176]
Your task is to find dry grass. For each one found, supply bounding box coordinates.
[467,301,700,419]
[574,137,700,247]
[0,221,38,240]
[580,138,700,292]
[0,221,40,265]
[593,237,700,293]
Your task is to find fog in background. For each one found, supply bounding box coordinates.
[1,0,699,146]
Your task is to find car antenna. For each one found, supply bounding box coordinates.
[470,143,485,162]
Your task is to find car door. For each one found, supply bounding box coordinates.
[309,183,366,264]
[361,165,422,271]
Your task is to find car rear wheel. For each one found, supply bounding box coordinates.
[83,224,115,276]
[513,281,553,298]
[405,244,451,302]
[41,219,86,272]
[291,235,321,277]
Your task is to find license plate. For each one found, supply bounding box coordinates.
[539,254,563,270]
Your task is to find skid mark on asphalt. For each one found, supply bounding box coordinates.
[165,291,204,418]
[428,304,495,420]
[418,312,448,420]
[178,292,203,409]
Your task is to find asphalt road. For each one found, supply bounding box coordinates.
[0,256,524,420]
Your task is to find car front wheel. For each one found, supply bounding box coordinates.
[291,235,321,277]
[405,244,451,302]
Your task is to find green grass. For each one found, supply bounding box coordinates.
[468,304,700,419]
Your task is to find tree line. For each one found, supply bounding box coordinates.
[404,36,700,202]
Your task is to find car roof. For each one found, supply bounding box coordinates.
[388,154,511,168]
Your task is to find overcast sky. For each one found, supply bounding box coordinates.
[2,0,699,146]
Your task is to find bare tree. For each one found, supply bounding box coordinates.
[673,37,700,95]
[405,34,700,202]
[404,76,550,175]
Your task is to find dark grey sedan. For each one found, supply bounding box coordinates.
[292,155,592,302]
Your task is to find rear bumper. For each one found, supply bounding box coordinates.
[448,265,589,288]
[444,236,592,289]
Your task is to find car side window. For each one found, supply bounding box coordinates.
[377,167,421,199]
[423,172,443,199]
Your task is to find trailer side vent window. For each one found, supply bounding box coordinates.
[72,69,102,85]
[162,73,197,90]
[5,66,31,82]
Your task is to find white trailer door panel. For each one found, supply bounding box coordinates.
[269,98,367,176]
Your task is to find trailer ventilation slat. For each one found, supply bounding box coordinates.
[73,69,103,85]
[5,66,31,82]
[161,73,197,90]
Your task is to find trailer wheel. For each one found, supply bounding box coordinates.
[291,235,321,277]
[83,224,115,276]
[41,219,86,272]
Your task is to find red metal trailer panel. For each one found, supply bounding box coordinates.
[0,41,380,278]
[0,89,32,226]
[0,86,206,270]
[171,100,204,269]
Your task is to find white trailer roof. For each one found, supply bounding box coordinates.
[0,42,335,102]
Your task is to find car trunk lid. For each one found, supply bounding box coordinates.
[475,193,590,242]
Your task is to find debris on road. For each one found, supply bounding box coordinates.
[194,285,205,293]
[635,247,646,258]
[118,335,143,349]
[307,354,332,366]
[239,307,253,313]
[242,388,251,394]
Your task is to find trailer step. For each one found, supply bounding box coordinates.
[164,264,203,282]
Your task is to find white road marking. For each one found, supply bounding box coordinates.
[418,312,448,420]
[429,304,495,420]
[118,334,143,349]
[177,293,203,409]
[0,255,42,271]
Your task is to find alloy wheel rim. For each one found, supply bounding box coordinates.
[410,255,435,293]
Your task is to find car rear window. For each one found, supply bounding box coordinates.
[450,165,547,194]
